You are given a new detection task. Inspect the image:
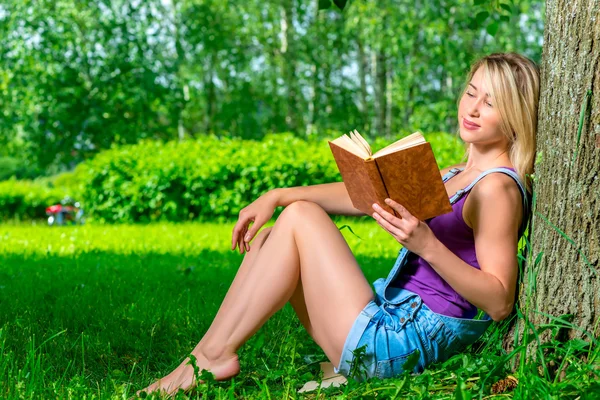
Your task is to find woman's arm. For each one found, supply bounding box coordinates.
[271,182,366,216]
[270,163,466,218]
[272,163,462,217]
[420,173,523,321]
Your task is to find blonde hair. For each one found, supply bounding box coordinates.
[457,52,540,195]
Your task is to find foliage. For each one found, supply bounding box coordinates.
[0,0,544,173]
[0,157,42,181]
[69,131,465,223]
[0,179,66,221]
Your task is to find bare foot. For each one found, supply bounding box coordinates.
[136,350,240,398]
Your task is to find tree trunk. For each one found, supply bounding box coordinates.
[204,52,217,134]
[502,0,600,364]
[357,36,369,132]
[306,64,317,136]
[385,60,393,139]
[373,50,387,136]
[306,4,320,137]
[281,0,299,132]
[171,0,187,141]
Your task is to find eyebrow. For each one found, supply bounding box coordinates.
[468,83,490,97]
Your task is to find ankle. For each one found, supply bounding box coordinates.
[197,341,237,363]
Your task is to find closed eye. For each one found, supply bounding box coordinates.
[466,91,493,107]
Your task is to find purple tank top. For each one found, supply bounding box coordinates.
[391,167,517,319]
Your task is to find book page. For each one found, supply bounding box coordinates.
[330,135,370,159]
[351,130,372,157]
[372,131,425,158]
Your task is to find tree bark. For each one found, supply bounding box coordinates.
[385,60,393,139]
[373,49,387,136]
[204,52,217,134]
[281,0,299,132]
[357,36,369,132]
[502,0,600,364]
[170,0,187,141]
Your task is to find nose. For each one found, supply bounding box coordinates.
[467,98,481,117]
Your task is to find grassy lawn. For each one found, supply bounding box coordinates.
[0,219,598,399]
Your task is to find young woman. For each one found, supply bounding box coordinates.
[139,52,540,396]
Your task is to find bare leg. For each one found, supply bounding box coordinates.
[139,201,374,396]
[211,226,317,338]
[138,227,279,395]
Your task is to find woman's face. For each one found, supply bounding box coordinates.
[458,67,506,147]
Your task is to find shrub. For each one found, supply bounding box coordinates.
[0,179,66,221]
[73,131,465,223]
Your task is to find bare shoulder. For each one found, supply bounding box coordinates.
[439,163,467,178]
[464,172,523,231]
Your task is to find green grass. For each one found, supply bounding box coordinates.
[0,220,598,399]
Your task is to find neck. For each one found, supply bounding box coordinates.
[464,142,512,172]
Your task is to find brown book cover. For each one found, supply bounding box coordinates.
[328,132,452,221]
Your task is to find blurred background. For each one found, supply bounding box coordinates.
[0,0,544,223]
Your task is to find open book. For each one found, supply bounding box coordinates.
[328,130,452,220]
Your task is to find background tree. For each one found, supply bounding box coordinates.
[0,0,180,172]
[502,0,599,364]
[0,0,544,174]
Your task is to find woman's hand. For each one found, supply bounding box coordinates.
[372,198,439,258]
[231,190,279,254]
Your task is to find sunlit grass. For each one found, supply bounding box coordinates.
[0,220,598,399]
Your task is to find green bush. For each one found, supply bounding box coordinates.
[72,131,465,223]
[51,170,83,198]
[0,179,66,221]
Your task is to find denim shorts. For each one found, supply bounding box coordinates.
[334,248,492,381]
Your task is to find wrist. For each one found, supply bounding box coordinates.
[268,188,285,207]
[421,236,443,262]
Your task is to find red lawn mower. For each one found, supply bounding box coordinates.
[46,197,85,226]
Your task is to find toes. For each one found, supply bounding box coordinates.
[136,379,167,398]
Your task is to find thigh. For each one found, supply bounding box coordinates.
[279,201,375,366]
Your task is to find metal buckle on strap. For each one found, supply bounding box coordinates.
[449,168,461,173]
[455,189,465,197]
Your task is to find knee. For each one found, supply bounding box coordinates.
[280,200,326,221]
[277,201,329,232]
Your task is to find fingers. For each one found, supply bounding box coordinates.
[238,225,247,254]
[384,198,415,222]
[232,216,250,252]
[232,221,258,255]
[232,219,244,250]
[242,225,251,254]
[243,219,263,246]
[232,212,267,254]
[373,211,402,237]
[372,203,402,226]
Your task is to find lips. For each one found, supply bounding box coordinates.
[463,118,480,128]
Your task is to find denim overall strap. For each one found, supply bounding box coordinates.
[452,167,529,238]
[381,247,411,299]
[442,167,463,182]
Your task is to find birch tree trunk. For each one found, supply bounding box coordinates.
[373,50,387,136]
[357,36,369,132]
[503,0,600,361]
[281,0,299,132]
